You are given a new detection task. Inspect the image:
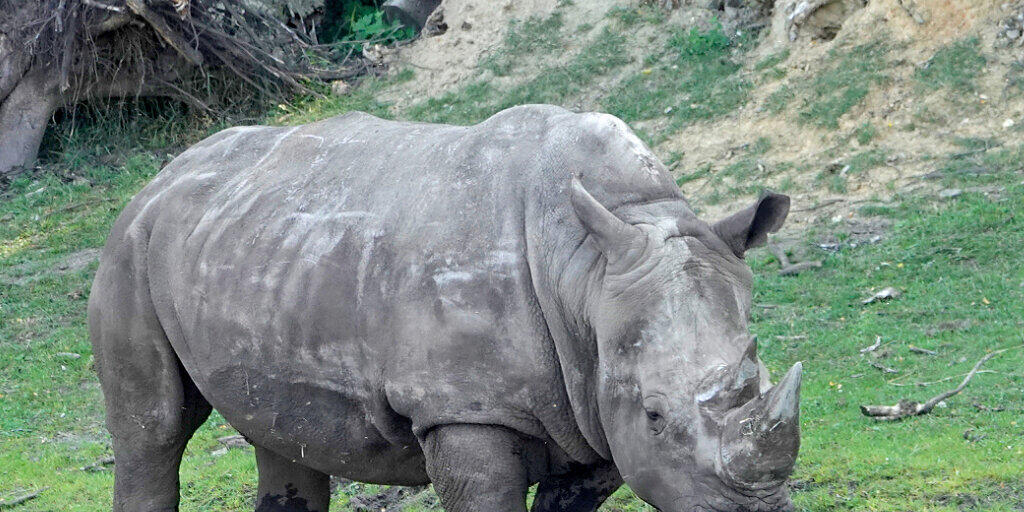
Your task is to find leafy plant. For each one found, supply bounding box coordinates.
[319,0,414,51]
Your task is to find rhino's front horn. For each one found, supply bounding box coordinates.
[718,362,802,489]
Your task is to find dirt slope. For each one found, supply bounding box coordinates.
[382,0,1023,237]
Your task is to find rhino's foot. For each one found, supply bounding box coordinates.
[530,461,623,512]
[422,424,531,512]
[255,446,331,512]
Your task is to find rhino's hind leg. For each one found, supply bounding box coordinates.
[254,446,330,512]
[530,461,622,512]
[422,424,531,512]
[91,231,212,511]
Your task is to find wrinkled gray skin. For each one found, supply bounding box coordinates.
[89,104,801,512]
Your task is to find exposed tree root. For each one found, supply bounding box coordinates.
[861,346,1022,421]
[0,0,359,178]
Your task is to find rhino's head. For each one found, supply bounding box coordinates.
[570,177,800,511]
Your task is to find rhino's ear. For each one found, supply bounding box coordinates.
[712,192,790,257]
[569,176,643,264]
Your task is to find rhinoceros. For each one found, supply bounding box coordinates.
[89,104,801,512]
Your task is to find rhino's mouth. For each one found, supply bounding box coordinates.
[670,487,790,512]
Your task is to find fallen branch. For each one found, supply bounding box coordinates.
[81,455,115,472]
[887,370,998,387]
[908,345,937,355]
[767,238,822,276]
[775,335,807,341]
[861,346,1022,420]
[125,0,204,66]
[0,488,47,509]
[860,336,882,353]
[43,197,115,218]
[791,198,843,212]
[868,361,899,374]
[81,0,123,13]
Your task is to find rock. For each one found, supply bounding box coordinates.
[1003,118,1015,128]
[939,188,962,199]
[217,434,252,449]
[55,352,82,359]
[1008,29,1021,39]
[422,5,447,36]
[330,80,350,96]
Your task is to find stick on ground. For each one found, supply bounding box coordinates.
[861,345,1022,421]
[0,488,47,509]
[81,456,115,472]
[767,238,822,276]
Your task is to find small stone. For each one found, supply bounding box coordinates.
[461,20,472,30]
[1003,118,1015,128]
[664,106,673,114]
[1008,29,1021,39]
[330,80,350,96]
[939,188,962,199]
[55,352,81,359]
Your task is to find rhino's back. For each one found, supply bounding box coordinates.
[104,105,682,475]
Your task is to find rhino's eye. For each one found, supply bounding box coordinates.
[643,397,667,435]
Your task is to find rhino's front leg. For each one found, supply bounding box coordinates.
[422,424,530,512]
[530,460,623,512]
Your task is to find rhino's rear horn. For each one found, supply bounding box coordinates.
[718,362,802,488]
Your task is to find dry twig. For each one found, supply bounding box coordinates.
[861,346,1022,421]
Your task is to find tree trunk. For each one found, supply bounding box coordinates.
[0,65,61,178]
[0,34,31,102]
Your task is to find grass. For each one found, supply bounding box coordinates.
[755,48,791,71]
[766,84,795,113]
[606,4,666,27]
[407,26,629,125]
[479,12,566,77]
[602,24,752,142]
[854,122,876,145]
[915,38,986,94]
[797,42,889,129]
[274,69,415,125]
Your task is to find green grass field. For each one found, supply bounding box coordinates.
[2,8,1024,511]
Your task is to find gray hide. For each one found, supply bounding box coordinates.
[89,105,800,512]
